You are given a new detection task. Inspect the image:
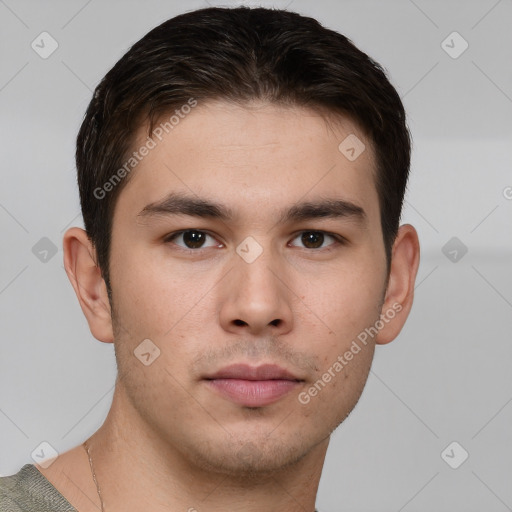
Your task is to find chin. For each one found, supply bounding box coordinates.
[181,428,323,479]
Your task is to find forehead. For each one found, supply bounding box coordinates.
[115,100,380,227]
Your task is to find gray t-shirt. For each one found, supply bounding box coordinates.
[0,464,76,512]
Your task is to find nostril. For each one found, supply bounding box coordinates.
[233,319,247,326]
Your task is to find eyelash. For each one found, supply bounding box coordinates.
[163,229,346,252]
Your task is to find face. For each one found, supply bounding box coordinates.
[107,100,389,476]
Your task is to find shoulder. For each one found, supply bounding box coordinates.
[0,465,33,512]
[0,464,76,512]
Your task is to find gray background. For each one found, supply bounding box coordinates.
[1,0,511,510]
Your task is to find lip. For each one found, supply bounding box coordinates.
[204,364,303,407]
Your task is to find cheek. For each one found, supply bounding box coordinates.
[308,254,384,406]
[110,246,213,337]
[298,260,385,342]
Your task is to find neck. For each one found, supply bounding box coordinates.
[87,382,327,512]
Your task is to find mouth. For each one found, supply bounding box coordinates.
[203,363,304,407]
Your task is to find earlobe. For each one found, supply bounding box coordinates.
[375,224,420,345]
[62,227,114,343]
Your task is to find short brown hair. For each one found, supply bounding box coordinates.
[76,6,411,293]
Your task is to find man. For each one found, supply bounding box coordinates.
[1,5,419,512]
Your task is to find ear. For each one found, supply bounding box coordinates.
[62,227,114,343]
[375,224,420,345]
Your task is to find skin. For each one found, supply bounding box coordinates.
[38,100,419,512]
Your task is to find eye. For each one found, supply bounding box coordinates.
[289,231,341,250]
[164,230,221,250]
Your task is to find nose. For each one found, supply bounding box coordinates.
[218,246,294,336]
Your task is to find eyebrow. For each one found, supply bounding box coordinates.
[138,192,366,225]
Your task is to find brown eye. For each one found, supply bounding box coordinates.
[301,231,325,248]
[166,230,218,249]
[290,231,339,250]
[182,230,206,248]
